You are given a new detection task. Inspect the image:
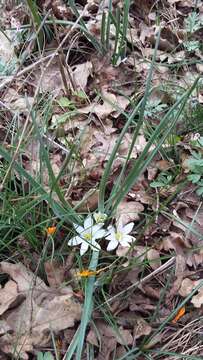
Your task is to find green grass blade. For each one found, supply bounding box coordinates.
[111,76,200,212]
[75,250,99,359]
[0,145,80,224]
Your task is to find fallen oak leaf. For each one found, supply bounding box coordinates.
[133,316,152,339]
[44,259,65,288]
[79,91,129,119]
[116,200,144,226]
[0,333,33,360]
[0,280,22,316]
[115,327,133,345]
[179,278,203,308]
[72,61,92,90]
[147,249,161,270]
[0,262,82,358]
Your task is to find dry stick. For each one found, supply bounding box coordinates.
[100,256,175,307]
[51,12,76,94]
[1,6,88,189]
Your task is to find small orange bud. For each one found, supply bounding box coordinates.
[46,226,57,236]
[76,269,97,277]
[172,306,186,324]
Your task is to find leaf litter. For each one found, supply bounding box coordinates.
[0,262,81,359]
[1,0,203,358]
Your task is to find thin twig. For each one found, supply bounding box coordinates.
[99,256,175,307]
[51,12,75,94]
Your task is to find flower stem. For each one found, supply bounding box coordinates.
[75,250,99,359]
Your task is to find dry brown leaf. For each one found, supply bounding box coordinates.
[179,278,198,297]
[116,245,130,258]
[116,200,144,226]
[0,334,33,360]
[179,278,203,308]
[87,329,99,347]
[133,317,152,339]
[6,96,34,113]
[175,254,186,278]
[0,262,48,295]
[0,30,17,63]
[115,327,133,345]
[3,88,34,113]
[92,320,117,360]
[156,160,172,171]
[196,63,203,73]
[44,260,65,288]
[0,262,81,358]
[166,255,187,301]
[79,91,129,119]
[147,249,161,270]
[0,320,11,335]
[129,294,154,312]
[72,61,92,90]
[0,280,20,316]
[191,288,203,308]
[161,232,191,253]
[73,189,99,212]
[34,59,66,95]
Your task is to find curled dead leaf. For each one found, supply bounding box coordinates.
[116,200,144,226]
[0,281,20,316]
[0,30,17,64]
[115,327,133,345]
[44,260,65,288]
[179,278,203,308]
[133,317,152,339]
[79,91,129,119]
[147,249,161,270]
[0,262,81,358]
[72,61,92,90]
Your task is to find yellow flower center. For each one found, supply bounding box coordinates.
[83,233,92,241]
[115,231,123,241]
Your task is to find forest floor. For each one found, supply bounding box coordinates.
[0,0,203,359]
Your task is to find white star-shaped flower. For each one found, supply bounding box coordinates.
[68,215,106,255]
[105,222,135,251]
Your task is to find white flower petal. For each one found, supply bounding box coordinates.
[68,235,82,246]
[92,223,103,234]
[80,241,89,255]
[107,240,118,251]
[125,234,135,242]
[120,240,131,248]
[123,222,134,234]
[120,235,134,247]
[107,225,116,235]
[84,215,93,230]
[105,234,116,241]
[93,229,107,239]
[73,224,84,234]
